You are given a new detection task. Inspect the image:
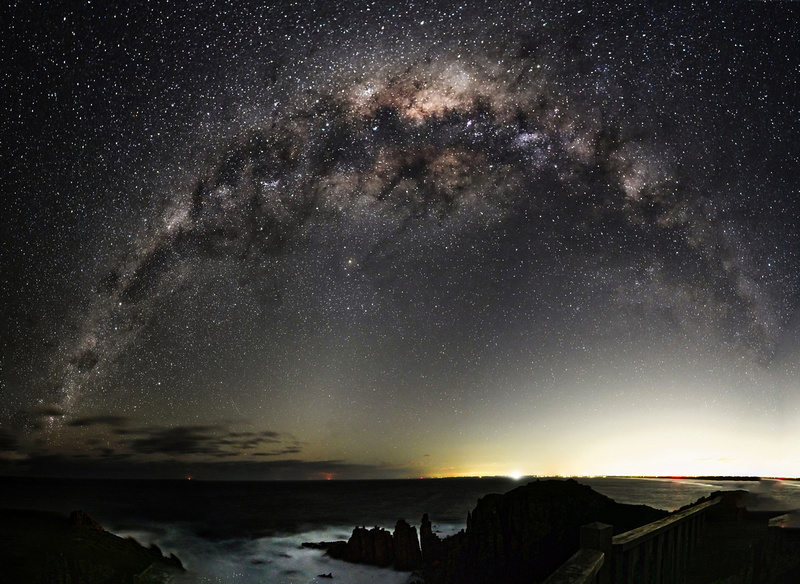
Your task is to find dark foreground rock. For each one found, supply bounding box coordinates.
[69,509,106,531]
[684,501,800,584]
[393,519,423,571]
[340,525,395,566]
[421,478,669,584]
[310,518,423,571]
[0,508,184,584]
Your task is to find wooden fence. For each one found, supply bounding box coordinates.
[544,497,720,584]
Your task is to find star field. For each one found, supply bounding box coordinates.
[2,0,800,479]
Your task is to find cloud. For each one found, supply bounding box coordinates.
[252,446,303,457]
[31,404,64,417]
[122,425,302,458]
[0,422,414,480]
[127,426,225,455]
[26,405,66,430]
[68,414,130,428]
[0,429,19,452]
[4,452,414,481]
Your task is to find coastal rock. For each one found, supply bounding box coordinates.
[374,528,395,567]
[420,512,446,567]
[424,478,669,584]
[301,541,345,551]
[322,520,422,571]
[68,509,105,531]
[341,526,394,567]
[0,508,184,584]
[393,518,423,571]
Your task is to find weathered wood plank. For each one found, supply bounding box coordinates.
[612,498,720,551]
[544,548,604,584]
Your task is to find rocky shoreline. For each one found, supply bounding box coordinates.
[305,478,670,583]
[0,508,184,584]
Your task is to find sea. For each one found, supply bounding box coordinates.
[2,476,799,583]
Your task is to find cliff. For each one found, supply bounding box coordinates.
[0,508,184,584]
[421,478,669,584]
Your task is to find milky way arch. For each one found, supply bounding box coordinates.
[35,27,792,427]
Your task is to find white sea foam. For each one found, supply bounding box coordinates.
[120,524,422,584]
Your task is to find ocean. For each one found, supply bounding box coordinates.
[2,476,799,583]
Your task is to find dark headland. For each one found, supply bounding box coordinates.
[0,508,184,584]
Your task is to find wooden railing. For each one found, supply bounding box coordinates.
[543,548,604,584]
[544,497,720,584]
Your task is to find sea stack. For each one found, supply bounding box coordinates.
[326,520,423,571]
[342,526,394,567]
[393,518,423,571]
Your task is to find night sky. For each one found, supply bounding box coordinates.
[2,1,799,480]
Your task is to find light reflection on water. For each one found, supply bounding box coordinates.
[577,477,800,512]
